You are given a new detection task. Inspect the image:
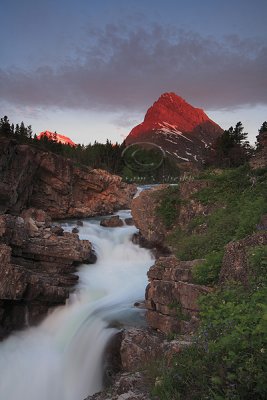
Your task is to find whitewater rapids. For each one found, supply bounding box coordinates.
[0,210,153,400]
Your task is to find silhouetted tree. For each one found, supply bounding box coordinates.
[206,122,252,168]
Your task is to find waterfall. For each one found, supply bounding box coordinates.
[0,210,153,400]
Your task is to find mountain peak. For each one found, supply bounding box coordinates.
[125,92,223,165]
[37,131,76,146]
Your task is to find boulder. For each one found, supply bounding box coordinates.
[124,217,134,226]
[100,216,124,228]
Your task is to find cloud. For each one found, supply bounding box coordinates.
[0,24,266,112]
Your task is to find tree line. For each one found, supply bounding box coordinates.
[0,115,266,181]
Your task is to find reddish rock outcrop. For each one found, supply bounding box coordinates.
[85,327,192,400]
[145,256,211,335]
[0,138,136,218]
[131,185,169,252]
[100,216,124,228]
[0,210,95,339]
[125,92,223,165]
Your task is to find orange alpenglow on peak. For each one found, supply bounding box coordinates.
[37,131,76,146]
[125,92,223,164]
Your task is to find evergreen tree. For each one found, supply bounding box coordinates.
[259,121,267,134]
[0,116,12,137]
[207,122,251,168]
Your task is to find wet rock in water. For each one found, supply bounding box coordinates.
[77,220,84,226]
[103,331,123,387]
[72,227,79,233]
[124,217,134,226]
[51,225,64,236]
[100,216,124,228]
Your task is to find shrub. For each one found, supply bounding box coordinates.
[153,284,267,400]
[192,251,223,285]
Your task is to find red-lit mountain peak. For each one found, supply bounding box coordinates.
[125,92,223,164]
[37,131,76,146]
[128,92,218,140]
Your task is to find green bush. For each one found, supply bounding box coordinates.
[192,251,223,285]
[153,284,267,400]
[248,245,267,284]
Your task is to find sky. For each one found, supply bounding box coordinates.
[0,0,266,145]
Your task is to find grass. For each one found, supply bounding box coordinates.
[155,185,181,228]
[167,165,267,261]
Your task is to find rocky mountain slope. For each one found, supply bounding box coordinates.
[125,92,223,165]
[0,138,136,218]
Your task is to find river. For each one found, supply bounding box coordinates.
[0,209,153,400]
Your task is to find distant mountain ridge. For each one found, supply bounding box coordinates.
[38,131,76,146]
[125,92,223,164]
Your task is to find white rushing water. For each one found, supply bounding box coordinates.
[0,210,153,400]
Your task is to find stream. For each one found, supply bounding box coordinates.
[0,209,153,400]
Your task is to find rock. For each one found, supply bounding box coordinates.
[120,328,164,372]
[72,227,79,233]
[51,225,64,236]
[0,138,136,218]
[124,218,134,226]
[131,186,168,248]
[131,181,212,254]
[85,372,152,400]
[77,220,84,226]
[85,327,192,400]
[145,256,211,335]
[219,231,267,285]
[103,331,123,387]
[100,216,124,228]
[0,212,96,339]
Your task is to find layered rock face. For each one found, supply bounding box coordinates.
[131,185,168,252]
[125,92,223,165]
[146,256,211,334]
[0,209,95,339]
[131,184,213,335]
[0,138,136,218]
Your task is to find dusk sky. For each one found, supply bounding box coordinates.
[0,0,266,144]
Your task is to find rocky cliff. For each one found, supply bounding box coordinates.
[0,209,95,339]
[0,138,136,218]
[125,92,223,165]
